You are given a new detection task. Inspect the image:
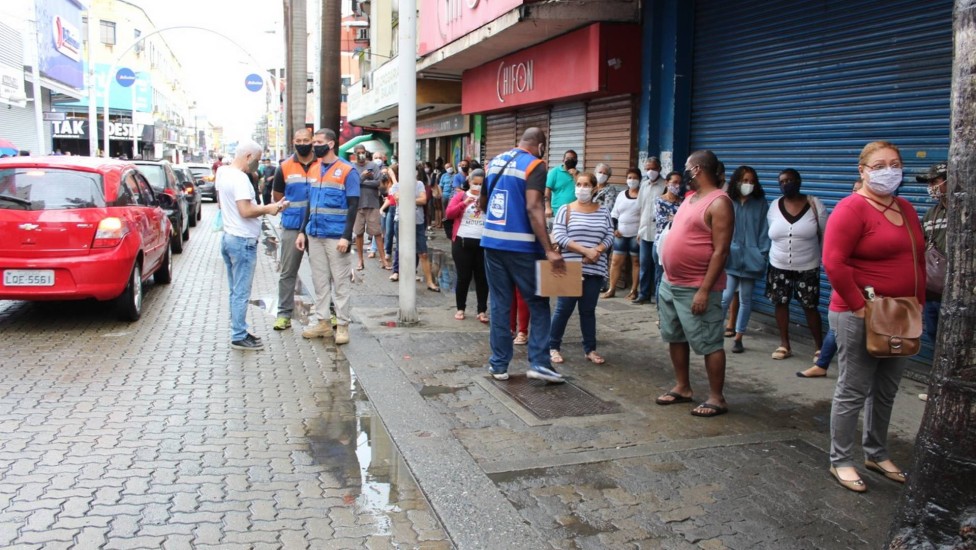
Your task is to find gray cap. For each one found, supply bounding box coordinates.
[915,162,947,183]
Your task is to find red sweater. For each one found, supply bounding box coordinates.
[823,194,925,312]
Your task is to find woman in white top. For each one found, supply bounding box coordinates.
[765,168,827,360]
[445,169,489,322]
[602,174,642,299]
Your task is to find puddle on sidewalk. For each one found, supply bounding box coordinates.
[306,358,448,543]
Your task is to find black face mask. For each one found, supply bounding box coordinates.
[313,144,330,158]
[683,169,697,190]
[461,165,469,174]
[781,181,801,198]
[295,143,313,157]
[565,158,578,170]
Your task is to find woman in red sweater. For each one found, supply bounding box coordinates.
[822,141,925,493]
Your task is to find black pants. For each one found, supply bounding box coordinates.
[451,236,488,313]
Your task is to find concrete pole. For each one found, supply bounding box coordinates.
[29,16,45,155]
[86,8,98,157]
[131,81,138,159]
[397,0,418,324]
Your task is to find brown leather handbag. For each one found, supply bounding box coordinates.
[863,216,923,358]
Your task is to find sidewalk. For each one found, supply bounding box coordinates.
[292,230,927,549]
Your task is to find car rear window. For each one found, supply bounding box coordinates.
[137,164,166,191]
[188,167,210,179]
[0,168,105,210]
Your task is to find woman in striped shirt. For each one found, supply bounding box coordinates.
[548,172,615,365]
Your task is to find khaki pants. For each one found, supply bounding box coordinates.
[307,237,353,326]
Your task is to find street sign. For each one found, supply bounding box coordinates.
[116,67,136,88]
[43,111,66,121]
[244,74,263,92]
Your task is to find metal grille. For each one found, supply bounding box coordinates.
[489,375,621,420]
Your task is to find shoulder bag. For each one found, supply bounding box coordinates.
[863,211,923,358]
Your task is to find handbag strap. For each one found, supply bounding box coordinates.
[902,201,919,299]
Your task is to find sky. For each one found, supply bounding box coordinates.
[126,0,287,143]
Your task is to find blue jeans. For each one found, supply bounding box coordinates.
[384,206,396,256]
[924,300,941,347]
[816,328,838,369]
[220,234,258,342]
[549,275,603,354]
[638,238,655,300]
[721,274,756,335]
[485,249,552,372]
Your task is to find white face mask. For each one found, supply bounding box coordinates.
[646,170,660,181]
[626,178,640,190]
[469,184,482,194]
[575,187,593,203]
[866,167,903,196]
[740,183,755,196]
[668,183,681,196]
[596,173,609,185]
[447,167,455,174]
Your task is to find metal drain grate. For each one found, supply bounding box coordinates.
[489,375,621,420]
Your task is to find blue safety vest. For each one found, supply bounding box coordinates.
[279,155,318,230]
[307,159,355,239]
[480,147,545,254]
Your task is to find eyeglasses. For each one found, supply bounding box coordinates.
[863,162,903,171]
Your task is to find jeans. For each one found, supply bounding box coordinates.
[276,228,304,319]
[383,206,397,256]
[923,299,941,347]
[816,328,838,369]
[485,249,552,372]
[220,233,258,342]
[549,275,603,354]
[638,238,655,300]
[721,274,756,335]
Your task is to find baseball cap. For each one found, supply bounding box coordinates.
[915,162,947,183]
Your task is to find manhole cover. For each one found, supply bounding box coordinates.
[489,375,621,420]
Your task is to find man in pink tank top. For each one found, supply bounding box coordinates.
[655,150,734,417]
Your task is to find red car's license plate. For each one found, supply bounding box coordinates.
[3,270,55,287]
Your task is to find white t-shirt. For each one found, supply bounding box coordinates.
[215,166,261,239]
[455,192,485,239]
[767,195,827,271]
[391,180,426,225]
[610,189,641,238]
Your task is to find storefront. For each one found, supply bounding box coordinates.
[50,115,154,158]
[392,111,474,167]
[463,23,641,178]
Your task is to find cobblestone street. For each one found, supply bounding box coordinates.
[0,204,449,549]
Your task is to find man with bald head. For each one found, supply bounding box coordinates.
[480,128,567,384]
[656,150,734,417]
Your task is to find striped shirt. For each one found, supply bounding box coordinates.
[552,204,615,277]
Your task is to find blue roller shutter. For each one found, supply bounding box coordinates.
[690,0,952,360]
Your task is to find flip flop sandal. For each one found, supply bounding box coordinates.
[585,352,605,364]
[655,391,694,406]
[690,402,729,418]
[427,286,441,293]
[724,328,735,338]
[513,333,528,345]
[549,350,564,364]
[771,346,793,360]
[477,313,489,324]
[454,311,465,320]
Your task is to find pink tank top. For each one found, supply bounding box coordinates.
[661,188,730,291]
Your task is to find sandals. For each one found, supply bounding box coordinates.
[454,311,465,321]
[367,252,376,259]
[724,328,735,338]
[513,332,528,345]
[690,402,729,418]
[427,286,441,293]
[830,466,867,493]
[771,346,793,360]
[382,263,393,270]
[600,291,616,299]
[585,351,605,364]
[477,312,489,324]
[864,460,906,484]
[549,349,564,364]
[625,292,638,301]
[356,262,365,270]
[655,391,693,406]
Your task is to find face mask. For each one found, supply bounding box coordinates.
[425,168,431,174]
[538,144,546,159]
[646,170,660,181]
[683,169,697,190]
[928,185,944,200]
[668,184,681,196]
[469,184,482,194]
[248,158,259,173]
[740,183,755,196]
[295,143,312,157]
[447,167,455,174]
[564,158,578,170]
[313,144,330,158]
[866,167,903,196]
[781,181,801,198]
[596,173,609,185]
[357,153,367,162]
[461,165,469,174]
[626,178,639,189]
[575,187,592,203]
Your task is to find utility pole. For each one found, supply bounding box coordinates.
[397,0,417,324]
[284,0,307,138]
[319,0,341,133]
[886,1,976,547]
[86,7,98,157]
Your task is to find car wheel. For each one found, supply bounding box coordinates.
[188,206,198,227]
[197,205,202,221]
[182,214,190,241]
[153,246,173,284]
[171,226,184,254]
[117,262,143,322]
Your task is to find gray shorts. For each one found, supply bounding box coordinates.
[658,280,724,355]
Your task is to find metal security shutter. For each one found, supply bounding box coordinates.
[585,95,636,184]
[485,112,516,161]
[516,106,549,144]
[548,102,585,170]
[690,0,952,355]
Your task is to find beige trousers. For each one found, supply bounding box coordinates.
[307,237,353,326]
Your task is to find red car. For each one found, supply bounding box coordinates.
[0,156,174,321]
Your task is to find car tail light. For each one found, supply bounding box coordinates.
[184,186,195,194]
[92,217,128,248]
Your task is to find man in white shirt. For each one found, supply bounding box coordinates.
[216,140,288,350]
[635,157,665,304]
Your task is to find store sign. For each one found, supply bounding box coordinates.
[51,119,145,141]
[462,23,640,114]
[35,0,84,90]
[52,15,82,62]
[419,0,524,55]
[0,64,26,107]
[392,114,470,141]
[348,59,400,121]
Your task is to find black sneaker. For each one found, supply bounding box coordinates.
[732,339,744,353]
[232,336,265,350]
[246,333,263,343]
[631,296,650,305]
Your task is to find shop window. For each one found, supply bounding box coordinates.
[100,20,116,46]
